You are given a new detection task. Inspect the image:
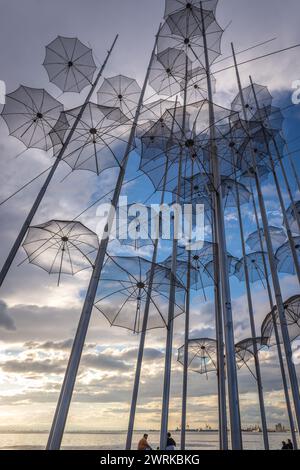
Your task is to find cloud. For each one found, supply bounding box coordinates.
[0,299,16,331]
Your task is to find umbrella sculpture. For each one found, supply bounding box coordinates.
[22,220,99,286]
[43,36,97,93]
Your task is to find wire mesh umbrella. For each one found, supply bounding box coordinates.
[157,14,223,66]
[239,164,269,187]
[53,102,132,175]
[276,237,300,276]
[286,201,300,235]
[222,178,251,208]
[235,337,269,370]
[43,36,97,93]
[97,75,142,119]
[177,338,218,376]
[231,83,273,121]
[261,295,300,345]
[22,220,99,285]
[183,66,216,103]
[149,48,192,97]
[234,252,271,286]
[246,226,286,252]
[94,256,186,333]
[164,0,218,18]
[1,86,64,151]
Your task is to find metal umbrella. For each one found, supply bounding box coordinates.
[276,237,300,276]
[149,48,192,97]
[54,103,131,175]
[177,338,218,376]
[235,337,269,371]
[1,85,63,151]
[164,0,218,18]
[94,255,186,333]
[22,220,99,285]
[97,75,141,119]
[234,252,271,286]
[261,295,300,345]
[43,36,97,93]
[246,226,286,252]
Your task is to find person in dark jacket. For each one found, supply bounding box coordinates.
[287,439,294,450]
[166,432,176,450]
[281,441,288,450]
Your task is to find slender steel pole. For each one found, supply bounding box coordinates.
[46,29,160,450]
[159,151,183,450]
[180,249,191,450]
[159,48,189,450]
[249,181,298,449]
[212,230,228,450]
[180,156,194,451]
[231,43,300,435]
[250,90,300,283]
[201,5,242,449]
[125,98,178,451]
[231,168,269,448]
[0,35,119,288]
[273,138,300,234]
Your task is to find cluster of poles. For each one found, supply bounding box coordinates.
[1,0,300,451]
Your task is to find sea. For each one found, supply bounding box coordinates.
[0,431,291,450]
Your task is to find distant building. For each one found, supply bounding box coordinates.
[275,423,285,432]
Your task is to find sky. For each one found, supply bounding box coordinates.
[0,0,300,448]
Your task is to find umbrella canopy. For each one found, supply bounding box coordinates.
[22,220,99,285]
[94,256,186,333]
[183,66,216,103]
[97,75,141,119]
[235,337,269,370]
[276,237,300,276]
[177,338,218,375]
[1,85,63,151]
[231,83,273,121]
[234,252,271,286]
[164,0,218,18]
[286,201,300,235]
[246,226,286,252]
[261,295,300,345]
[157,15,223,66]
[149,48,192,97]
[54,102,132,175]
[43,36,97,93]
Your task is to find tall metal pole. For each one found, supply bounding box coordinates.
[273,138,300,234]
[180,154,195,451]
[231,43,300,435]
[46,28,160,450]
[0,35,119,288]
[125,98,178,451]
[249,181,298,449]
[201,5,242,449]
[159,54,190,450]
[231,163,269,448]
[249,88,300,283]
[180,248,191,450]
[159,150,183,450]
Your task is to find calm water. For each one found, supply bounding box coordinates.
[0,431,290,450]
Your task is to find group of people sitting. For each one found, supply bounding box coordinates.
[138,432,176,451]
[281,439,294,450]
